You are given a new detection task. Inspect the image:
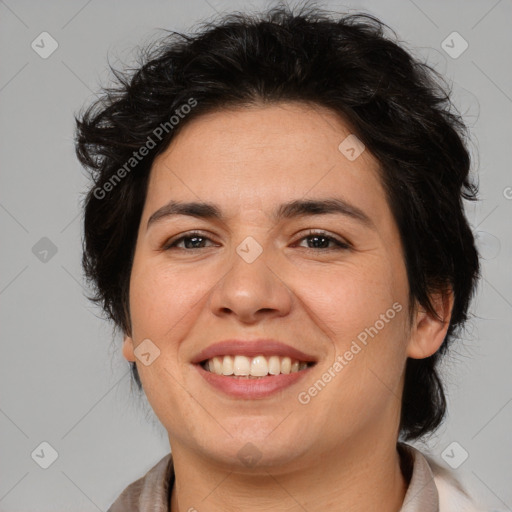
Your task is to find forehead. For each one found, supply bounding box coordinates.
[145,102,387,220]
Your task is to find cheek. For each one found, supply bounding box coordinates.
[298,265,409,428]
[129,247,409,349]
[127,260,212,405]
[300,259,410,401]
[129,258,212,341]
[299,261,407,341]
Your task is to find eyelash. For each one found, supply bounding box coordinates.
[163,230,351,251]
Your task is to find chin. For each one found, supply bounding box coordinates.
[196,429,313,472]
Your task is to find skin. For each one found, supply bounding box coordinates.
[122,102,453,512]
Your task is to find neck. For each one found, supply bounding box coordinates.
[169,434,407,512]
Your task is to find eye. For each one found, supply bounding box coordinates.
[295,230,351,251]
[162,229,351,251]
[163,231,217,250]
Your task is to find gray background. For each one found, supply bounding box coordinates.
[1,0,511,510]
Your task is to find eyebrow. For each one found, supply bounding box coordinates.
[147,197,375,230]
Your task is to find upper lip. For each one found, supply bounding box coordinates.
[191,339,317,364]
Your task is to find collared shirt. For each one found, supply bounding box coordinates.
[107,443,482,511]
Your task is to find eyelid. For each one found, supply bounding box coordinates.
[294,229,352,249]
[162,230,217,250]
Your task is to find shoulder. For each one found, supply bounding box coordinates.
[428,457,484,512]
[107,452,173,512]
[406,445,486,512]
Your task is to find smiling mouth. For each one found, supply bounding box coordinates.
[200,354,316,378]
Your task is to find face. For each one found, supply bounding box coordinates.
[123,102,431,471]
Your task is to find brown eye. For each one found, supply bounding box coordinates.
[296,230,351,250]
[163,231,217,250]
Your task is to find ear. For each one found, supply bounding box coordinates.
[407,288,454,359]
[122,335,136,362]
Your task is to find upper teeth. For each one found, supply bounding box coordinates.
[203,355,310,377]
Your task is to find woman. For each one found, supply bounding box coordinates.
[75,6,482,511]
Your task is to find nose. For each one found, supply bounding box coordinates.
[207,244,293,324]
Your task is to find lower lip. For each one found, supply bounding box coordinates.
[194,363,315,399]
